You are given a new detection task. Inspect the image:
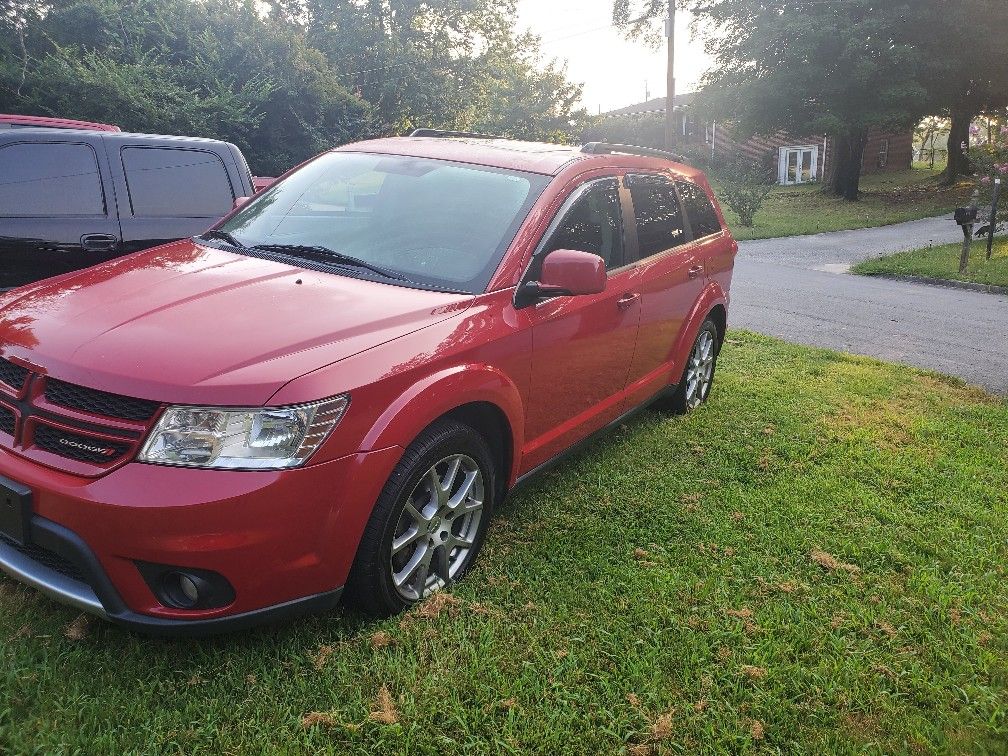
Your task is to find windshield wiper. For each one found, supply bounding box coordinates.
[199,229,246,248]
[250,244,410,283]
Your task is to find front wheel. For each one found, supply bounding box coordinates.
[344,420,496,617]
[666,318,720,414]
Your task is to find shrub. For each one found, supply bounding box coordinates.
[711,156,774,227]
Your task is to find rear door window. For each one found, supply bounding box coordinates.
[626,174,687,258]
[0,142,105,216]
[676,180,722,238]
[122,147,234,217]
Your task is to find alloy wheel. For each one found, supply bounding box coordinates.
[390,454,485,601]
[685,329,716,410]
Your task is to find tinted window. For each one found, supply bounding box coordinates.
[676,180,722,238]
[218,152,548,294]
[627,174,686,257]
[0,142,104,217]
[542,179,624,269]
[123,147,234,217]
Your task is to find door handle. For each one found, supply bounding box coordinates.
[80,234,119,253]
[617,292,641,310]
[688,264,704,280]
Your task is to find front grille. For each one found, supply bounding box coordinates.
[0,405,14,436]
[45,378,160,422]
[33,425,131,464]
[0,357,28,392]
[0,533,86,583]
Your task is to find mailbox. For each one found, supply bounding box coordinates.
[954,206,979,225]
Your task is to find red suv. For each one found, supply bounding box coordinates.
[0,132,736,633]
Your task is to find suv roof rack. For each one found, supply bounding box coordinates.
[409,128,508,140]
[581,142,687,163]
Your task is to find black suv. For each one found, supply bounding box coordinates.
[0,129,256,289]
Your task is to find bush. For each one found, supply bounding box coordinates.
[710,156,774,227]
[970,143,1008,235]
[580,112,665,150]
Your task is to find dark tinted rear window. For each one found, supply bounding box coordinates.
[627,174,687,258]
[0,142,104,216]
[123,147,234,217]
[676,180,722,238]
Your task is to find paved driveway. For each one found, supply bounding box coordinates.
[730,215,1008,394]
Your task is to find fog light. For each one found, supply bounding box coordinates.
[178,574,200,604]
[136,561,237,610]
[163,571,203,608]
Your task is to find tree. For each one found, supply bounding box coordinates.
[264,0,588,139]
[906,1,1008,185]
[613,1,931,201]
[471,34,590,142]
[1,0,588,173]
[696,1,931,200]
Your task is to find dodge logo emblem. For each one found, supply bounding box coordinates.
[58,437,116,456]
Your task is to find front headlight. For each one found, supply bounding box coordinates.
[138,395,349,470]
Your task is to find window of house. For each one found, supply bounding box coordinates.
[676,181,722,238]
[541,178,624,270]
[627,174,687,257]
[0,142,105,217]
[122,147,234,217]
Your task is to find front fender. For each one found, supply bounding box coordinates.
[360,363,525,484]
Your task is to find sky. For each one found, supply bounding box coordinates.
[515,1,714,115]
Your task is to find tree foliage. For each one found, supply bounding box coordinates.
[688,0,929,200]
[0,0,590,173]
[612,0,1008,200]
[905,1,1008,185]
[581,112,666,151]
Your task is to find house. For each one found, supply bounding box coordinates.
[598,94,913,185]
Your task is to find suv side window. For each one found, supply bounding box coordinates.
[0,142,105,217]
[122,147,234,217]
[626,174,687,258]
[676,180,722,238]
[540,178,624,270]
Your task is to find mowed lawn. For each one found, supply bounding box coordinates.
[853,237,1008,289]
[721,169,975,241]
[2,333,1008,754]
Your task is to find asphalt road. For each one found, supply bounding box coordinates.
[730,215,1008,394]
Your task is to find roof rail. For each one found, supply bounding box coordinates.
[581,142,688,163]
[409,128,508,140]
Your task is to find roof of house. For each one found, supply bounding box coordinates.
[602,93,696,118]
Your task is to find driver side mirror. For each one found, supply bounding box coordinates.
[516,249,607,308]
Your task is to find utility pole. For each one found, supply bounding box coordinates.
[665,0,676,150]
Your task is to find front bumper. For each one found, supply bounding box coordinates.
[0,445,402,634]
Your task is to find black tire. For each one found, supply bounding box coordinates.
[664,317,721,415]
[343,419,497,617]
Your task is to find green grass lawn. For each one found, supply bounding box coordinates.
[852,236,1008,288]
[720,169,975,241]
[3,333,1008,754]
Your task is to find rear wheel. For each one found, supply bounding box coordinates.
[666,317,720,414]
[344,420,496,617]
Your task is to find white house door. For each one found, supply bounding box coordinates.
[779,146,818,185]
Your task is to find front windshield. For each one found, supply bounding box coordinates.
[214,151,550,293]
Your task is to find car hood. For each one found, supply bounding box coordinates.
[0,241,474,406]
